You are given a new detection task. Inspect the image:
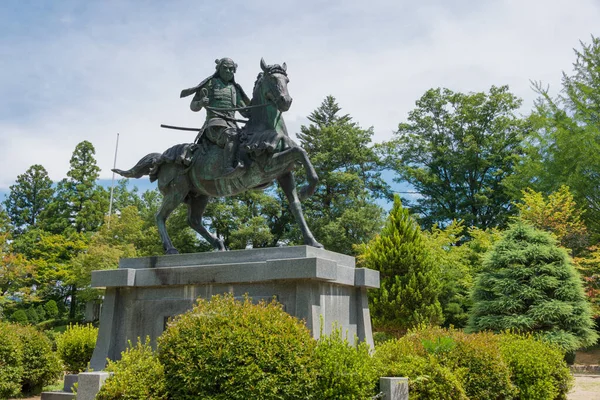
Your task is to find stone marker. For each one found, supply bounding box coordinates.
[380,377,409,400]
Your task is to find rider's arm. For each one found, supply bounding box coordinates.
[190,82,210,112]
[190,90,204,112]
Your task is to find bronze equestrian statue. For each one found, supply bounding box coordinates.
[113,58,323,254]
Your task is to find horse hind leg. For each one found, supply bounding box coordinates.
[156,171,188,254]
[278,171,323,249]
[186,195,225,251]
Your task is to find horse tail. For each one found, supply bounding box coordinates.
[112,152,161,178]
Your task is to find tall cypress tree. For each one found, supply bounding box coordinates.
[3,164,54,233]
[467,222,598,352]
[359,195,443,332]
[40,141,108,234]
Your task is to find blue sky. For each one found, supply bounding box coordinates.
[1,0,599,200]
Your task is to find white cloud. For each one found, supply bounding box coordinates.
[0,0,599,189]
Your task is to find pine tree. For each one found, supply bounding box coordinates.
[295,96,389,254]
[359,195,443,332]
[467,222,598,352]
[3,164,54,233]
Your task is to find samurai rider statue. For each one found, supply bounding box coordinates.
[180,57,251,177]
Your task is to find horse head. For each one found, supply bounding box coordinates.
[256,58,292,112]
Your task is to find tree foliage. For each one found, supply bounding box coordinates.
[387,86,528,229]
[516,185,588,254]
[296,96,388,254]
[514,36,600,233]
[467,222,598,352]
[41,141,108,234]
[359,195,443,332]
[3,164,54,233]
[423,221,473,328]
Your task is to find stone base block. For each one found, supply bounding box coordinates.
[380,377,409,400]
[89,246,379,371]
[63,374,78,392]
[77,372,110,400]
[40,392,75,400]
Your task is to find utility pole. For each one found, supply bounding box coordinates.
[108,133,120,228]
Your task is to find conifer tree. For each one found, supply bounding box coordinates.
[4,164,54,233]
[359,195,443,332]
[40,141,108,234]
[295,96,389,254]
[467,222,598,352]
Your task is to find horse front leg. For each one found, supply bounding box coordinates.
[271,147,318,201]
[186,195,225,251]
[277,171,323,249]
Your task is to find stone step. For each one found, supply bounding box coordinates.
[40,392,76,400]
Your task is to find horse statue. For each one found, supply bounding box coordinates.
[112,59,323,254]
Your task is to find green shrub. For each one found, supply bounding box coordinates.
[96,337,167,400]
[56,323,98,373]
[158,294,319,400]
[26,306,40,324]
[374,327,516,400]
[499,333,573,400]
[11,309,29,325]
[0,322,23,398]
[36,305,47,321]
[314,326,378,399]
[374,339,467,400]
[442,330,515,400]
[44,300,59,318]
[14,324,62,394]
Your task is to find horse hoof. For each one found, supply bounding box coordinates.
[166,248,179,255]
[308,241,324,249]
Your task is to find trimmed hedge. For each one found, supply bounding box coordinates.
[56,323,98,373]
[15,324,62,394]
[0,322,23,398]
[499,333,573,400]
[0,322,62,397]
[158,294,320,400]
[96,338,167,400]
[314,326,378,399]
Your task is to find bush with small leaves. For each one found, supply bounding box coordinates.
[56,324,98,373]
[36,305,47,321]
[499,333,573,400]
[397,327,516,399]
[158,294,319,400]
[0,322,23,398]
[314,326,379,399]
[96,337,167,400]
[44,300,59,318]
[374,338,468,400]
[26,306,39,324]
[14,324,62,394]
[11,309,29,325]
[374,326,517,400]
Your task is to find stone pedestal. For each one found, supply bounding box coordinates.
[89,246,379,371]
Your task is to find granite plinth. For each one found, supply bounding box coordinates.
[89,246,379,371]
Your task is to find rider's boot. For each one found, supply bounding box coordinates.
[222,141,245,178]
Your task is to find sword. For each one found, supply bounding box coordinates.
[160,124,202,131]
